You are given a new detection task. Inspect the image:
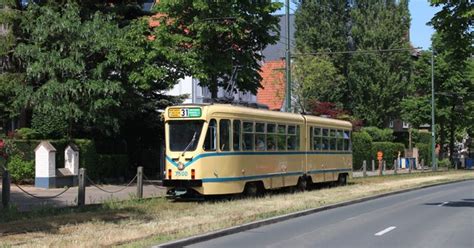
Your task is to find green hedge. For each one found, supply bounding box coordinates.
[7,155,34,183]
[352,131,373,170]
[416,143,431,166]
[371,142,405,169]
[74,139,99,179]
[97,154,129,180]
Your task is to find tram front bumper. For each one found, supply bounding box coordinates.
[162,179,203,187]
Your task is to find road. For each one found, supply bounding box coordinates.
[190,180,474,248]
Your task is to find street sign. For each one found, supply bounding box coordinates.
[377,151,383,161]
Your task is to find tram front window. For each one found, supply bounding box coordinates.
[168,120,204,151]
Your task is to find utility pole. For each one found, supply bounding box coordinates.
[285,0,291,112]
[431,50,437,171]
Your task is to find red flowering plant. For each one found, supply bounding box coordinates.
[0,138,16,172]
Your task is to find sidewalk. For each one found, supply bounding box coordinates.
[2,182,166,211]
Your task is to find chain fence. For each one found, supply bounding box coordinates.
[12,183,71,200]
[86,175,137,194]
[143,174,166,189]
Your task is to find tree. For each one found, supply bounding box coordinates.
[0,0,23,129]
[294,0,351,107]
[292,55,344,112]
[348,0,412,126]
[153,0,281,98]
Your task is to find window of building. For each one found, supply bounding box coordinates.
[219,119,230,151]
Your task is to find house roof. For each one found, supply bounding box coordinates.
[34,141,57,152]
[257,60,286,111]
[262,14,295,61]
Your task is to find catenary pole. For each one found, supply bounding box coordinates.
[431,50,437,171]
[285,0,291,112]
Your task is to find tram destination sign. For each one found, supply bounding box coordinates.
[169,107,202,118]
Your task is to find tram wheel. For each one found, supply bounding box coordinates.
[337,174,348,186]
[244,182,259,197]
[296,177,308,192]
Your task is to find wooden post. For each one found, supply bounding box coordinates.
[394,159,398,175]
[137,166,143,199]
[421,159,425,171]
[383,160,386,172]
[371,160,375,172]
[2,170,10,208]
[363,160,367,177]
[78,168,86,206]
[408,160,412,174]
[378,161,383,176]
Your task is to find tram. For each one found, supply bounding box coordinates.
[162,103,352,197]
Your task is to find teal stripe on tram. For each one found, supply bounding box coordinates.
[166,151,351,169]
[202,171,304,183]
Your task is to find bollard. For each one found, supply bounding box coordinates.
[383,160,386,172]
[408,160,412,174]
[137,166,143,199]
[378,160,382,176]
[78,168,86,206]
[421,159,425,171]
[363,160,367,177]
[371,160,375,172]
[2,170,10,208]
[394,159,398,175]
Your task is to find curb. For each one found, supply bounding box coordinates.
[156,178,473,247]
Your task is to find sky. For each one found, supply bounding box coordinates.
[275,0,441,50]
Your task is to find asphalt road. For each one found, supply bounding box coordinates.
[189,180,474,248]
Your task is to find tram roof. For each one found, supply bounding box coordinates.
[166,104,352,129]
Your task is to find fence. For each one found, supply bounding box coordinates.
[1,166,164,209]
[354,158,451,178]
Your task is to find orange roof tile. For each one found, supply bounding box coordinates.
[257,60,285,111]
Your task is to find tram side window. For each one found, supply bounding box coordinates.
[322,128,329,150]
[330,129,337,150]
[255,122,266,151]
[204,119,217,151]
[287,125,297,150]
[277,124,286,151]
[243,122,254,151]
[296,126,300,150]
[313,127,322,150]
[219,119,230,151]
[233,120,241,151]
[266,123,276,151]
[310,127,314,150]
[343,130,351,151]
[336,130,344,151]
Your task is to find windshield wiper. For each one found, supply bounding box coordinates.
[181,132,197,157]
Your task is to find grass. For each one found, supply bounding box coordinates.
[0,170,472,247]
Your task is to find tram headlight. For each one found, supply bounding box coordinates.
[168,169,172,179]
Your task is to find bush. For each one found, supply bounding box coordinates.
[438,158,451,168]
[416,143,431,166]
[413,130,431,144]
[8,155,34,182]
[352,131,373,170]
[16,128,41,140]
[371,142,405,168]
[97,154,129,179]
[31,110,69,139]
[361,127,394,142]
[75,139,99,179]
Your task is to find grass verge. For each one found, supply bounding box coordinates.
[0,170,472,248]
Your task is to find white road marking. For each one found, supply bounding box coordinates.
[438,201,449,206]
[375,226,397,236]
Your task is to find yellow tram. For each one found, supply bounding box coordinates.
[162,103,352,197]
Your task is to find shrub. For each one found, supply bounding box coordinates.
[31,110,68,139]
[416,143,431,166]
[352,131,373,170]
[97,154,129,179]
[16,128,41,140]
[361,127,394,142]
[438,158,451,168]
[75,139,99,179]
[8,155,34,182]
[371,142,405,168]
[413,130,431,144]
